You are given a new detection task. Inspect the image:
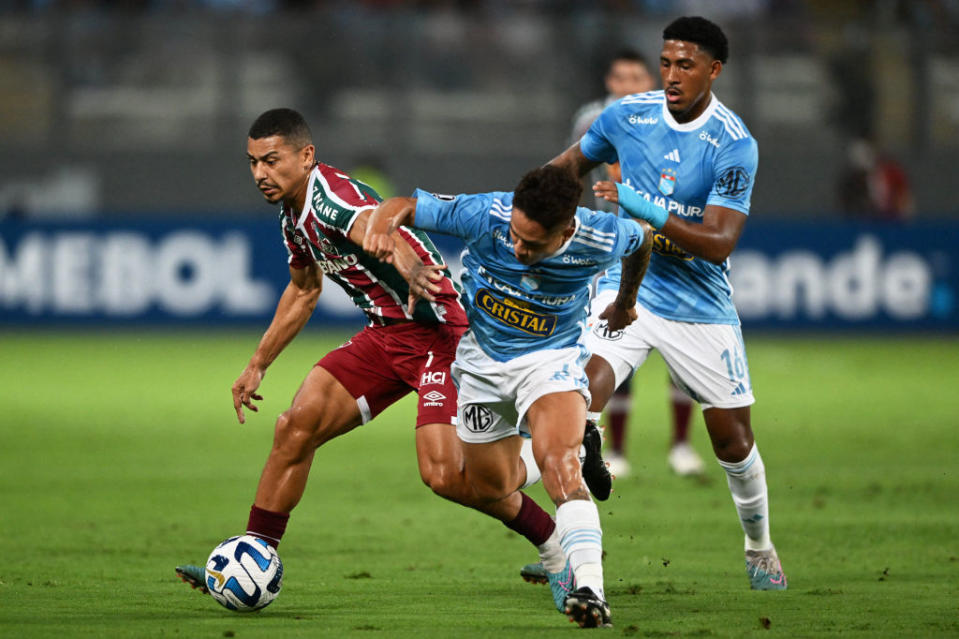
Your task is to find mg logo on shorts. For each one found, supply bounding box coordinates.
[422,390,447,407]
[420,371,447,386]
[463,404,493,433]
[593,320,624,341]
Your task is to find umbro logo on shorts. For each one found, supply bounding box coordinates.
[423,390,447,407]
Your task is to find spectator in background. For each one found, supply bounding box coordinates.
[837,137,915,222]
[570,48,704,479]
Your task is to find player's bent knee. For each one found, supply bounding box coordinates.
[272,410,327,459]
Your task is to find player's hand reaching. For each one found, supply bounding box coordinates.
[363,229,398,264]
[599,301,637,332]
[232,365,265,424]
[406,262,446,315]
[592,180,619,204]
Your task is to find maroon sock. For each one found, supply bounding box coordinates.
[247,504,290,549]
[671,395,694,444]
[504,492,556,547]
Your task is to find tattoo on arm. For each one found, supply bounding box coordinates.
[615,221,653,307]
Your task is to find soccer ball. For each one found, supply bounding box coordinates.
[205,535,283,612]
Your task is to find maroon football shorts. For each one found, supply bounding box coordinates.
[317,322,466,427]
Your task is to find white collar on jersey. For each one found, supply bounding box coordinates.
[544,214,581,260]
[661,91,718,132]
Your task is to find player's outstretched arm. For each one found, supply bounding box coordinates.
[232,264,322,424]
[547,141,600,179]
[351,206,444,314]
[600,221,653,332]
[363,197,418,263]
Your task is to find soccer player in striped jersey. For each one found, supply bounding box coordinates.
[364,166,653,627]
[549,16,787,591]
[175,108,560,593]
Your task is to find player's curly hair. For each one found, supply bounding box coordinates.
[513,166,582,232]
[663,16,729,64]
[249,108,313,148]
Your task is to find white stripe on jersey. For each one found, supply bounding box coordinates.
[313,167,376,213]
[716,103,747,138]
[714,105,747,140]
[572,236,617,251]
[491,198,512,220]
[578,223,616,240]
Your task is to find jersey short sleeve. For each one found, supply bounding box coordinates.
[706,137,758,215]
[412,188,493,240]
[309,164,381,235]
[579,103,621,166]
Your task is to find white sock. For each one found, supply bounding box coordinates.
[586,411,602,425]
[556,499,604,598]
[537,528,566,573]
[520,437,541,489]
[717,443,772,551]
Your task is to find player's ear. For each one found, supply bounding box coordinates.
[709,59,722,81]
[302,144,315,169]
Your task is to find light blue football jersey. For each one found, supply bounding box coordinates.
[582,90,758,324]
[412,188,646,362]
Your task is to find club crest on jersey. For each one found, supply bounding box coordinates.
[476,289,556,337]
[520,274,540,290]
[658,168,677,196]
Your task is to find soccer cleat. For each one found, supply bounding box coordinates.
[668,442,705,476]
[175,564,209,594]
[563,586,612,628]
[581,420,612,501]
[745,546,788,590]
[605,451,632,478]
[520,561,548,585]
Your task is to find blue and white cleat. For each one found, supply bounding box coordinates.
[520,561,576,612]
[745,546,788,590]
[520,561,548,585]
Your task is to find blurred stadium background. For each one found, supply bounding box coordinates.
[1,0,957,330]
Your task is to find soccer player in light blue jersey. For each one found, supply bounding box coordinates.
[364,166,652,628]
[549,16,787,591]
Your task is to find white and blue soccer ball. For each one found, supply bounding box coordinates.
[205,535,283,612]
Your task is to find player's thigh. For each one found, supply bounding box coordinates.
[460,435,524,498]
[526,390,589,456]
[650,311,755,410]
[585,290,654,390]
[282,365,363,446]
[414,422,463,481]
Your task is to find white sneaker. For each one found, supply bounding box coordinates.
[668,442,705,476]
[605,451,631,478]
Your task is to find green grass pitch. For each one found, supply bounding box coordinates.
[1,330,957,638]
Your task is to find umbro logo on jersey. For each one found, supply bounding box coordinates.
[664,149,681,162]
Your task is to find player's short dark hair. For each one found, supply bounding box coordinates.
[663,16,729,64]
[248,108,313,148]
[513,166,582,231]
[607,48,648,73]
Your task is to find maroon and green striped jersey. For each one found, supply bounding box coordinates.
[280,162,467,327]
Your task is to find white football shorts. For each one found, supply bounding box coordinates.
[585,289,755,410]
[451,330,591,444]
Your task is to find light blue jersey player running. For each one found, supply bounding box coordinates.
[550,16,787,591]
[364,166,651,628]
